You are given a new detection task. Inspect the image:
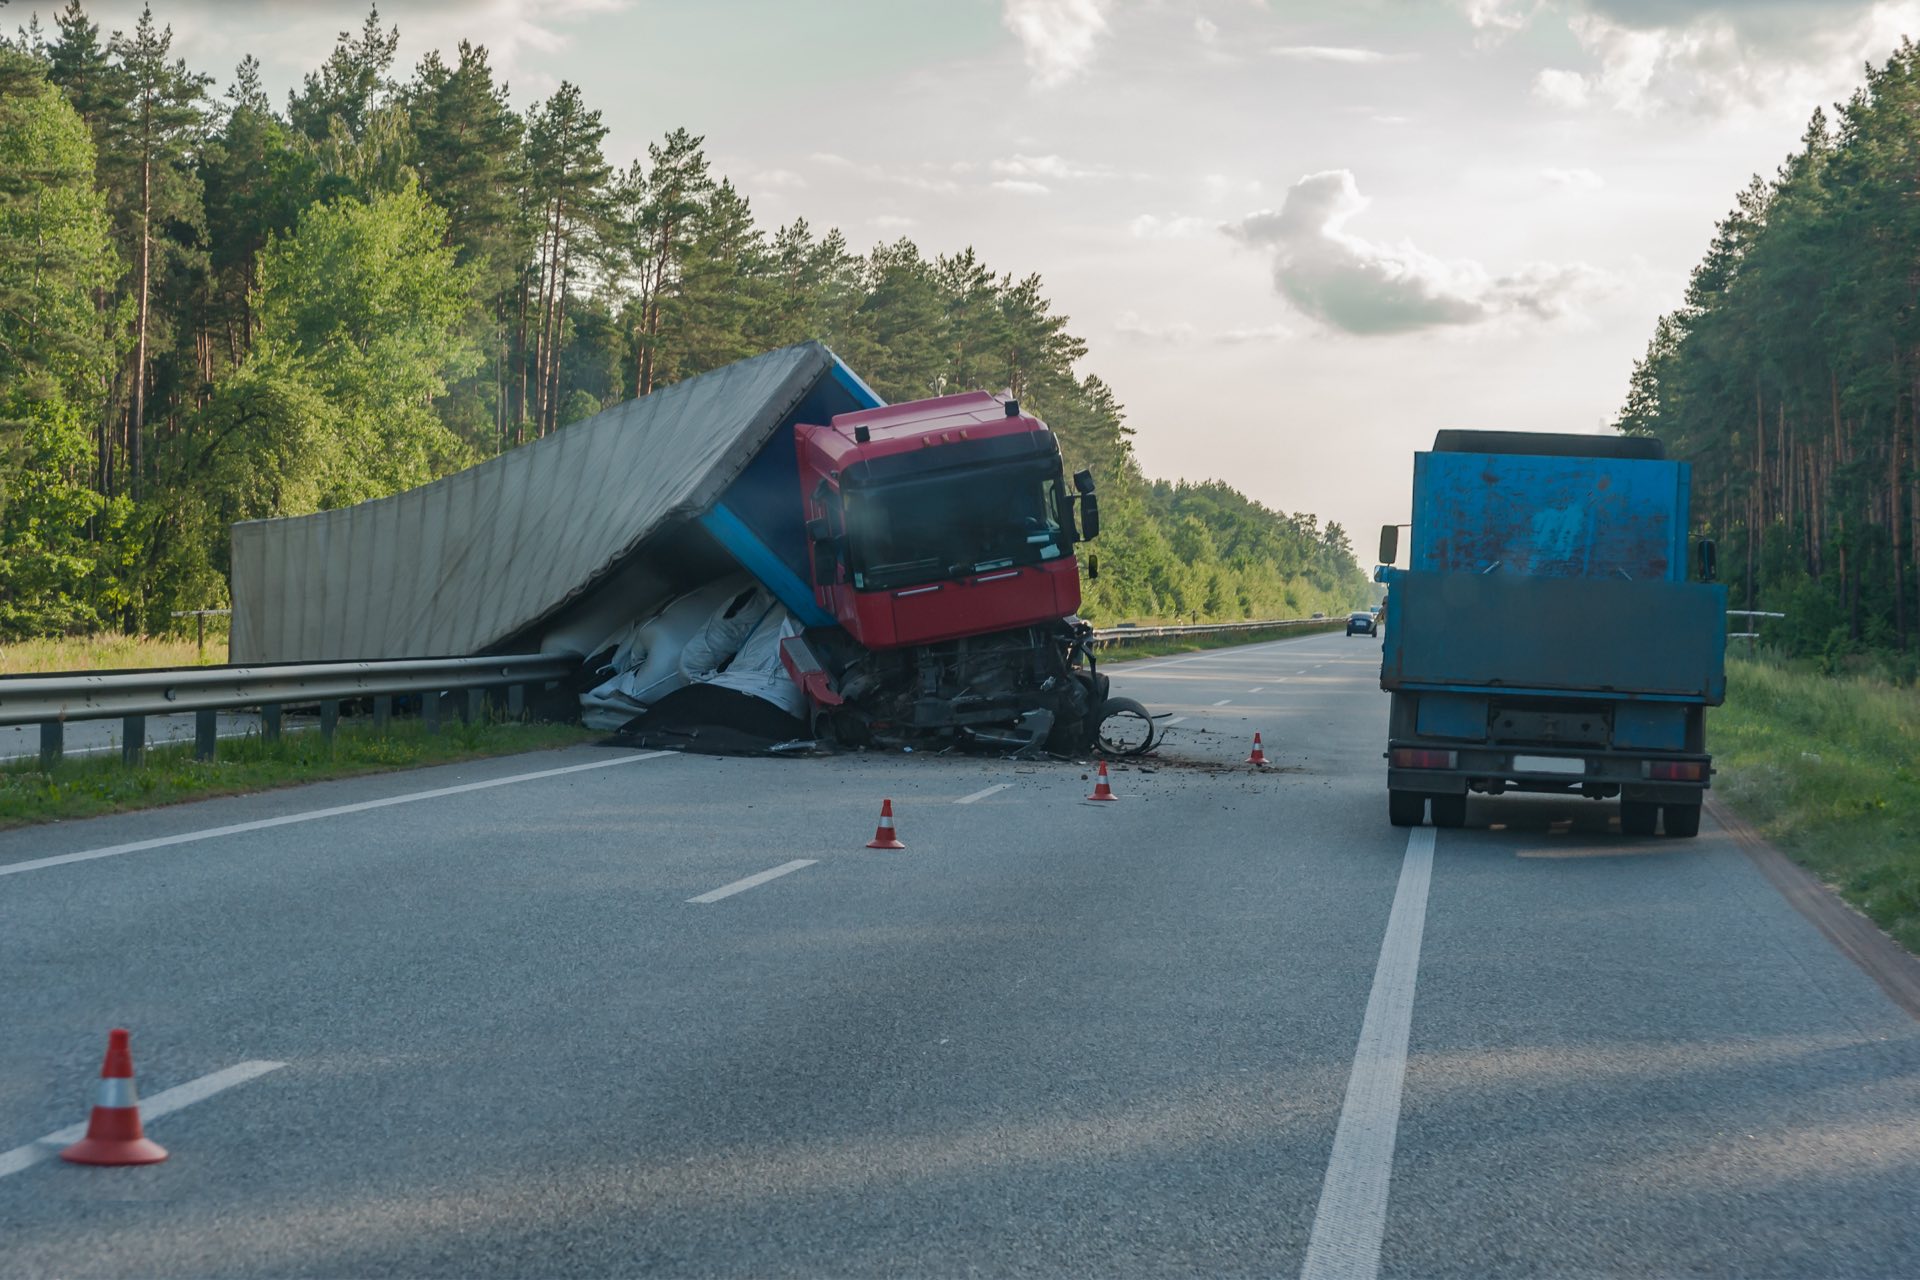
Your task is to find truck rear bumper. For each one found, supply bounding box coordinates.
[1387,742,1711,802]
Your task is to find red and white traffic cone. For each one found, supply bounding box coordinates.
[1248,733,1269,767]
[61,1028,167,1166]
[866,798,906,849]
[1087,760,1118,801]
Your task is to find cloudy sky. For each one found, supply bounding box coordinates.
[27,0,1920,548]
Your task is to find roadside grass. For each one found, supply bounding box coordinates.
[1713,658,1920,954]
[1097,619,1353,662]
[0,718,600,830]
[0,632,226,673]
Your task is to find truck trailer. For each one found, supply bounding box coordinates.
[1375,430,1725,836]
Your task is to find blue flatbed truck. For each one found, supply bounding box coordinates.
[1375,430,1726,837]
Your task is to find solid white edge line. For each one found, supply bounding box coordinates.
[688,858,818,904]
[0,1060,286,1179]
[1300,826,1436,1280]
[0,752,674,878]
[1110,632,1328,675]
[954,783,1013,805]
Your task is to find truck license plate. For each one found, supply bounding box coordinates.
[1514,755,1584,775]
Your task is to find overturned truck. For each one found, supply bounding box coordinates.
[229,342,1152,757]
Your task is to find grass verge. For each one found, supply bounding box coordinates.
[0,718,600,830]
[1,632,227,673]
[1712,658,1920,954]
[1097,619,1354,662]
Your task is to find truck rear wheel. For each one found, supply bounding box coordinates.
[1663,802,1702,838]
[1429,793,1467,828]
[1388,789,1426,827]
[1620,800,1658,837]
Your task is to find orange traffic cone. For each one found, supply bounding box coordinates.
[61,1028,167,1166]
[1087,760,1118,801]
[866,798,906,849]
[1248,733,1269,767]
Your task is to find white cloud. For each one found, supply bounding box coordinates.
[870,215,917,231]
[808,152,958,194]
[1224,170,1607,335]
[1129,213,1213,239]
[1500,1,1920,118]
[1114,311,1292,345]
[992,179,1053,196]
[993,153,1115,180]
[1195,15,1219,41]
[1202,173,1263,202]
[751,169,806,190]
[1270,45,1411,64]
[1541,166,1605,190]
[1001,0,1112,89]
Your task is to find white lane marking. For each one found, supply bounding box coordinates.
[1162,716,1188,727]
[1297,669,1310,675]
[0,1060,285,1179]
[1212,699,1233,706]
[1300,827,1436,1280]
[1249,686,1266,693]
[688,859,818,904]
[954,783,1012,805]
[0,752,674,879]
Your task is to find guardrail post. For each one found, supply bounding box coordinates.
[373,695,392,731]
[39,721,62,771]
[464,687,485,725]
[261,703,282,743]
[424,690,442,734]
[319,699,339,743]
[507,683,526,719]
[195,709,218,761]
[122,714,144,766]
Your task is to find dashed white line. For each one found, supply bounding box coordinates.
[0,1060,286,1179]
[955,783,1012,805]
[0,752,674,879]
[1212,699,1233,706]
[1161,716,1188,727]
[687,859,818,903]
[1249,686,1266,693]
[1300,827,1436,1280]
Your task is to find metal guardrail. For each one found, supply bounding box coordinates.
[0,653,576,769]
[5,617,1349,770]
[1088,616,1347,647]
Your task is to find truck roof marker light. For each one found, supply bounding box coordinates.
[854,424,871,444]
[1005,399,1020,417]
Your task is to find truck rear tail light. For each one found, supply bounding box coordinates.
[1645,761,1706,781]
[1390,748,1457,769]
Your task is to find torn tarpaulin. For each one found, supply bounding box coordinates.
[608,683,810,755]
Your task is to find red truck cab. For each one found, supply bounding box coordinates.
[795,393,1084,650]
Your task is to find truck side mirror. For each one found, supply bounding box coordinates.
[1086,552,1099,581]
[1073,468,1095,495]
[1079,493,1100,541]
[1696,538,1717,582]
[806,516,832,543]
[1379,524,1399,566]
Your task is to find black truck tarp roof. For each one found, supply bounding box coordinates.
[1431,429,1667,461]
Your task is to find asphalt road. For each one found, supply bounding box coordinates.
[2,629,1916,1278]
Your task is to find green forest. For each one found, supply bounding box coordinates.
[0,2,1367,645]
[1619,40,1920,674]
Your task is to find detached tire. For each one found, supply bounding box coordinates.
[1093,696,1156,756]
[1663,802,1702,838]
[1388,789,1426,827]
[1620,800,1658,837]
[1429,793,1467,828]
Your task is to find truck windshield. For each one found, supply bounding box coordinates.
[844,466,1066,591]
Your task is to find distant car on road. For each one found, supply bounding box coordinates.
[1346,610,1378,637]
